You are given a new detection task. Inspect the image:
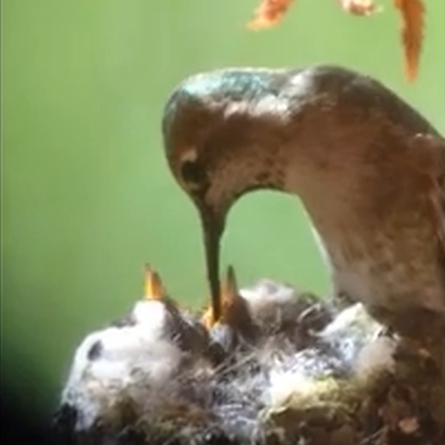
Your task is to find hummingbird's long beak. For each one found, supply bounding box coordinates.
[201,209,224,323]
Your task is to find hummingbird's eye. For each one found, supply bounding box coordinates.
[180,160,208,191]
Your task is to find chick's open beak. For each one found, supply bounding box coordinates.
[144,263,167,300]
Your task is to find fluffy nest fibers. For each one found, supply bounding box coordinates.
[54,265,445,445]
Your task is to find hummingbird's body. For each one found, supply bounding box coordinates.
[162,65,445,336]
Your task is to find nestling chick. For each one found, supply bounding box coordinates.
[59,266,210,431]
[57,271,445,444]
[162,65,445,337]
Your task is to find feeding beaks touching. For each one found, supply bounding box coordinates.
[202,265,253,331]
[202,265,257,351]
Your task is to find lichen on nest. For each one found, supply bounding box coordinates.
[54,266,445,445]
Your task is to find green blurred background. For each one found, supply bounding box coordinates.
[2,0,444,421]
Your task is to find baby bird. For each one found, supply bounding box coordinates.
[58,265,213,434]
[162,65,445,338]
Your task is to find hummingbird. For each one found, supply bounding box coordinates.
[161,65,445,337]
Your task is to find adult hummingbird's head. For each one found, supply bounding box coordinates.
[161,68,290,321]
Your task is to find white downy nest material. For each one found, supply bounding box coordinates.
[55,280,445,445]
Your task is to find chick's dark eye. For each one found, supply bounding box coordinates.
[181,160,208,189]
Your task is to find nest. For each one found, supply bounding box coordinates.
[54,266,445,445]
